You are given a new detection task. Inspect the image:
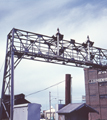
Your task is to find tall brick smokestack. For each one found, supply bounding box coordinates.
[65,74,71,105]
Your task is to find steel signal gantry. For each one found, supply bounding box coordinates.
[1,28,107,120]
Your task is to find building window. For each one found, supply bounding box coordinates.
[98,71,107,74]
[90,94,96,97]
[99,82,107,86]
[99,94,107,99]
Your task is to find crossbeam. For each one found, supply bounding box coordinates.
[1,28,107,120]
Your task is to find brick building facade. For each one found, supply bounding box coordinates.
[84,68,107,120]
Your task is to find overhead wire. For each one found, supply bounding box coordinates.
[25,80,65,97]
[3,80,65,105]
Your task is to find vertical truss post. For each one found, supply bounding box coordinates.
[0,34,10,120]
[10,28,15,120]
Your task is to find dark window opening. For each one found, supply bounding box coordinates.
[99,82,107,86]
[99,94,107,99]
[90,94,96,97]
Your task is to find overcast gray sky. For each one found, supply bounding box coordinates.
[0,0,107,111]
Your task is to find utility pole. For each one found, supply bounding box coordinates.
[59,99,63,104]
[49,92,51,120]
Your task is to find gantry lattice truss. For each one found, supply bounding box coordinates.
[1,28,107,120]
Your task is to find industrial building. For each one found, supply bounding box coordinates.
[57,103,98,120]
[0,94,30,119]
[56,74,98,120]
[0,94,41,120]
[84,68,107,120]
[43,107,55,120]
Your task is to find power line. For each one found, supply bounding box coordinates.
[25,80,65,97]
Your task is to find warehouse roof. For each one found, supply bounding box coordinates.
[57,103,99,114]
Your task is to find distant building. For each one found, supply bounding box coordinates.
[43,107,55,120]
[84,68,107,120]
[82,95,86,103]
[55,104,65,120]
